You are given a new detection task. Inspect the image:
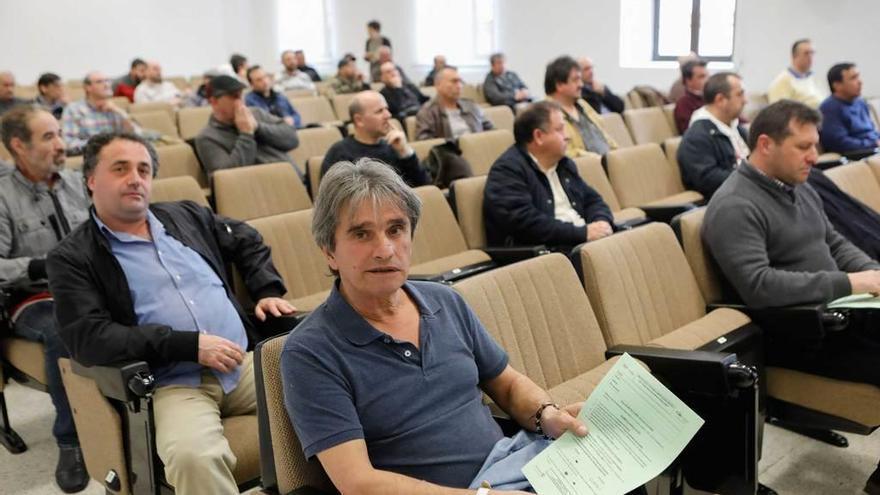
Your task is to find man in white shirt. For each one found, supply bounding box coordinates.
[768,39,825,108]
[133,61,182,106]
[275,50,316,92]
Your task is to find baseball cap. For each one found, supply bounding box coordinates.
[206,75,246,98]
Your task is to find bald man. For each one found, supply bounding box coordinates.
[415,66,493,140]
[579,57,624,114]
[321,90,429,187]
[133,61,182,105]
[0,71,28,116]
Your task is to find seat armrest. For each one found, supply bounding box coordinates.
[840,147,879,161]
[614,217,651,231]
[408,260,497,284]
[706,302,846,340]
[70,360,155,402]
[639,204,698,224]
[483,246,550,265]
[249,313,306,340]
[605,345,756,396]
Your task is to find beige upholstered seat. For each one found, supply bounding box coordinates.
[411,186,491,276]
[284,88,317,99]
[247,210,333,312]
[177,106,212,141]
[0,142,11,161]
[213,162,311,221]
[110,96,131,111]
[453,253,630,405]
[572,154,646,224]
[461,83,487,105]
[404,115,418,141]
[255,335,335,495]
[605,143,703,209]
[623,107,676,145]
[578,222,750,351]
[450,175,488,250]
[306,155,324,198]
[410,137,445,161]
[662,103,678,136]
[459,129,514,176]
[676,208,880,427]
[59,359,260,494]
[823,161,880,214]
[150,176,210,207]
[288,127,343,172]
[664,136,682,171]
[155,142,208,195]
[128,101,175,120]
[290,96,340,126]
[131,110,180,138]
[331,92,361,122]
[482,105,515,133]
[598,112,635,148]
[1,338,46,384]
[869,155,880,181]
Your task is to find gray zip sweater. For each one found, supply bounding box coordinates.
[702,162,879,308]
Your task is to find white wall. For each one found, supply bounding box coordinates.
[2,0,879,98]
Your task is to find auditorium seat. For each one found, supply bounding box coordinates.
[481,105,514,133]
[306,155,324,199]
[743,93,770,122]
[664,136,683,173]
[0,335,47,453]
[868,98,880,128]
[59,358,260,494]
[155,143,209,193]
[449,176,488,249]
[284,88,317,100]
[623,107,676,145]
[572,154,647,224]
[604,143,703,213]
[662,103,678,136]
[150,176,209,207]
[823,160,880,213]
[254,333,336,495]
[404,115,417,141]
[288,126,343,172]
[410,185,492,277]
[167,76,189,91]
[410,137,445,161]
[110,96,131,111]
[177,106,212,141]
[248,210,334,312]
[675,208,880,440]
[289,96,341,127]
[331,92,361,122]
[420,86,437,100]
[213,162,311,221]
[66,155,84,171]
[0,142,11,162]
[131,110,180,138]
[461,83,487,105]
[598,112,635,148]
[128,101,175,120]
[459,129,514,176]
[12,85,37,99]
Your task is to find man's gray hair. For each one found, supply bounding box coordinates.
[312,158,422,251]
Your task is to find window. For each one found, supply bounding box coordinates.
[652,0,736,62]
[276,0,334,62]
[415,0,496,66]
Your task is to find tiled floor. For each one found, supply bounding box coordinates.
[1,381,876,494]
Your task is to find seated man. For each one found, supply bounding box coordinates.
[35,72,69,119]
[245,65,302,128]
[276,50,316,92]
[282,158,588,493]
[768,39,825,108]
[544,56,616,157]
[485,101,613,251]
[378,62,427,122]
[61,71,141,155]
[482,53,530,108]
[579,57,624,114]
[0,71,29,116]
[673,59,708,134]
[369,46,412,86]
[819,62,880,154]
[329,57,370,95]
[677,72,749,198]
[112,58,146,103]
[0,106,91,493]
[294,50,321,82]
[321,91,429,187]
[47,132,295,495]
[230,53,249,83]
[423,54,446,87]
[133,61,182,106]
[195,75,300,177]
[415,66,494,140]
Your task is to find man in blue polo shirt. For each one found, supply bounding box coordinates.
[282,158,590,494]
[819,62,880,154]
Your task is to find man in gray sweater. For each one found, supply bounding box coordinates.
[194,75,300,178]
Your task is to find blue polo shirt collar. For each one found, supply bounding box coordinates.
[325,280,441,347]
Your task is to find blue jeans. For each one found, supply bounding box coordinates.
[11,300,78,447]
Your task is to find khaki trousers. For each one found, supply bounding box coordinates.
[153,352,256,495]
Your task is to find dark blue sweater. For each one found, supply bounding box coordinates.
[819,96,879,153]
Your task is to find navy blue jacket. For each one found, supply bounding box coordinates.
[484,145,613,248]
[677,119,748,199]
[819,96,880,153]
[245,90,302,128]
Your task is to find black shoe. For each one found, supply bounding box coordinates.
[56,445,89,493]
[865,464,880,495]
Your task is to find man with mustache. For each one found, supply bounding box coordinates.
[0,105,91,492]
[46,132,295,494]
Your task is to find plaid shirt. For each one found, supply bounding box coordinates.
[61,99,140,154]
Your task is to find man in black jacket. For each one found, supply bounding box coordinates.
[46,132,295,495]
[579,57,624,114]
[484,101,614,250]
[379,62,428,122]
[677,72,749,198]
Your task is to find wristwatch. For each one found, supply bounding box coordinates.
[534,401,560,439]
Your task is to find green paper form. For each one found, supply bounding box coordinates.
[522,353,704,495]
[828,293,880,309]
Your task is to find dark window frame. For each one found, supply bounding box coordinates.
[652,0,737,62]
